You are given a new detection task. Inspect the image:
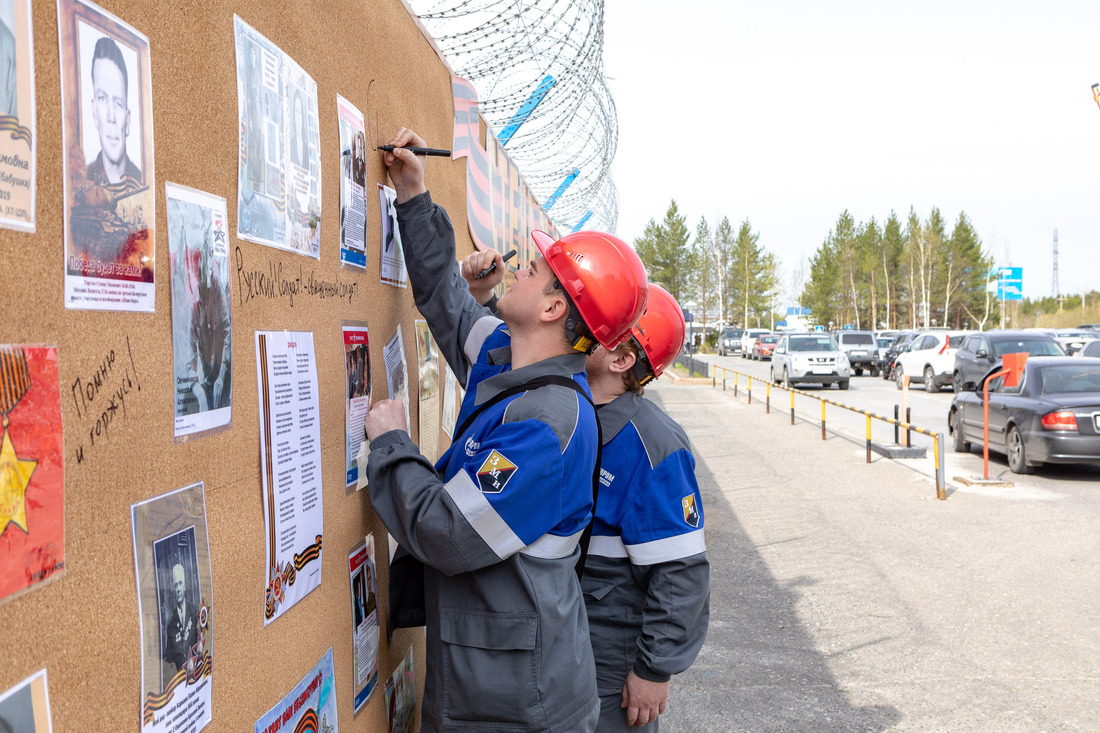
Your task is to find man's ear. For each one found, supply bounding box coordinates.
[539,291,570,325]
[608,349,636,375]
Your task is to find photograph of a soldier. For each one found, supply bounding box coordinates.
[62,0,153,279]
[168,199,232,418]
[153,527,201,685]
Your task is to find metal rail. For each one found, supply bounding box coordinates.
[710,364,947,500]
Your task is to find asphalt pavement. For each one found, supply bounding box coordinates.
[645,378,1100,732]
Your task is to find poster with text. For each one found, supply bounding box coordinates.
[378,183,406,287]
[384,646,416,733]
[348,535,379,713]
[414,319,440,461]
[0,669,53,733]
[342,320,370,491]
[234,15,321,259]
[383,326,410,440]
[0,344,65,604]
[337,94,367,269]
[255,648,337,733]
[167,183,232,441]
[256,330,323,625]
[131,482,213,733]
[59,0,156,311]
[0,0,36,232]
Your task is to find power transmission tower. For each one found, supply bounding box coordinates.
[1052,228,1059,297]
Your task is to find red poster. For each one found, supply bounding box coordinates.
[0,344,65,603]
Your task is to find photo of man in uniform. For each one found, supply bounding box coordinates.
[85,35,139,185]
[154,528,200,682]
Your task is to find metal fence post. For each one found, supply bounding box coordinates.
[790,388,795,425]
[935,434,946,500]
[734,373,738,397]
[866,414,872,463]
[747,376,752,405]
[821,400,827,440]
[766,382,770,413]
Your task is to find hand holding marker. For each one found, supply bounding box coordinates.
[474,249,517,280]
[378,144,451,157]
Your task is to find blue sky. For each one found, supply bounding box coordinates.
[604,0,1100,303]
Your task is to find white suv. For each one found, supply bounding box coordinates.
[770,333,851,389]
[894,330,972,393]
[739,329,770,359]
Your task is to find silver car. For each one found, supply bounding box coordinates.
[770,333,851,390]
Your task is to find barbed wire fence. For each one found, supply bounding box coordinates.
[409,0,619,234]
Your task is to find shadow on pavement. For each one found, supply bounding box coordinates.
[650,389,902,733]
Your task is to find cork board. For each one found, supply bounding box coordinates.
[0,0,484,729]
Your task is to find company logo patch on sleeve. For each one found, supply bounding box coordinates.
[682,494,700,528]
[477,450,518,493]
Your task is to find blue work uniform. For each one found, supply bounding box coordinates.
[367,191,600,732]
[583,391,711,732]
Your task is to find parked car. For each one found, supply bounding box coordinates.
[770,333,851,389]
[1077,341,1100,358]
[1054,329,1099,356]
[879,330,921,380]
[833,330,877,376]
[739,329,770,359]
[948,357,1100,473]
[894,330,973,392]
[751,334,780,360]
[952,331,1065,392]
[718,327,743,356]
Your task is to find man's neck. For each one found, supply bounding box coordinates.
[588,370,628,406]
[102,154,126,184]
[505,323,577,371]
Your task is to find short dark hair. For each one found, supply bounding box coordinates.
[92,36,128,98]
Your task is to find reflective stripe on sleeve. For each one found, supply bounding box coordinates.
[624,529,706,565]
[443,469,524,559]
[463,316,504,369]
[520,529,583,559]
[588,534,629,558]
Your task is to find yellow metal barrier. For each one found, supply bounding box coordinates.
[710,364,947,500]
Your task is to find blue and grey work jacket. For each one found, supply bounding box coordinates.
[583,391,710,693]
[367,191,600,732]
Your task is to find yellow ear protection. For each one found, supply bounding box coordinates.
[554,280,597,354]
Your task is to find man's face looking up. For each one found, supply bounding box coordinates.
[91,55,129,166]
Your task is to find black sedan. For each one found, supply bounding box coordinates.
[948,357,1100,474]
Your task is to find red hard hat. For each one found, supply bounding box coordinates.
[531,230,648,351]
[631,284,685,383]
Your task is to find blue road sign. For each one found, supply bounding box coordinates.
[997,267,1023,301]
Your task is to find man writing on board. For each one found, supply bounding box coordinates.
[362,126,649,731]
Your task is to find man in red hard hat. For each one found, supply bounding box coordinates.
[465,257,710,732]
[363,127,648,732]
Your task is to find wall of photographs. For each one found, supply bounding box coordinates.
[0,0,557,731]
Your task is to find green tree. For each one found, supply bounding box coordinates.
[633,200,692,303]
[714,216,736,324]
[880,212,905,329]
[691,216,719,330]
[945,212,994,328]
[728,219,778,327]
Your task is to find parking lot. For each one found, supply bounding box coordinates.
[697,351,1100,494]
[646,378,1100,732]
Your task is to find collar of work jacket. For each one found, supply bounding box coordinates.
[596,390,644,445]
[474,348,589,406]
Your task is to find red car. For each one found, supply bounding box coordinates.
[751,334,780,360]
